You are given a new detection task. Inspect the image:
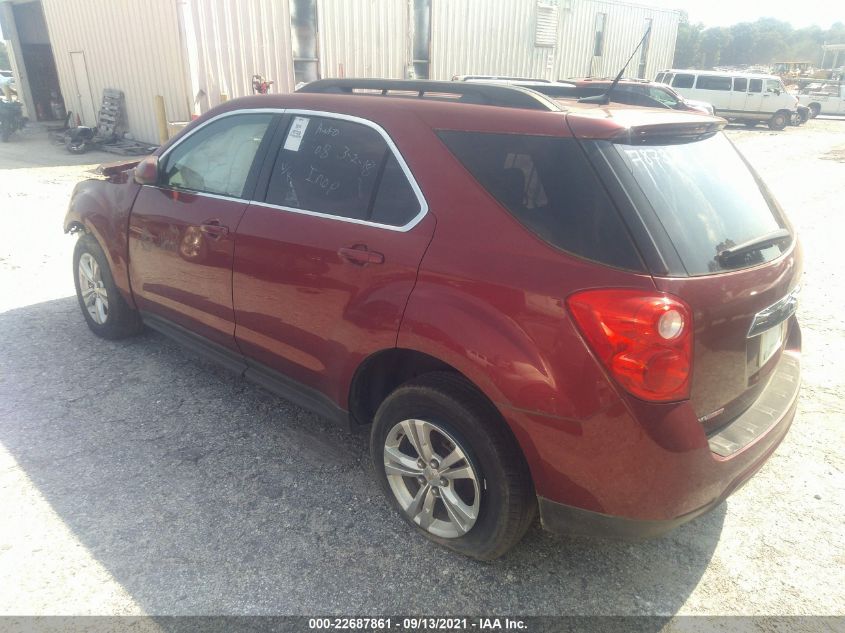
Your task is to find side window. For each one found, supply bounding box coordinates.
[265,115,421,226]
[370,154,421,226]
[437,131,643,271]
[672,73,694,89]
[748,79,763,93]
[161,114,273,198]
[733,77,748,92]
[695,75,732,91]
[765,79,783,94]
[655,72,666,83]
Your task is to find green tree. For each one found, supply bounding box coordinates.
[673,11,703,67]
[673,18,845,69]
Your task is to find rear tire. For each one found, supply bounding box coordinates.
[73,233,142,339]
[809,103,821,118]
[768,112,788,130]
[370,372,536,560]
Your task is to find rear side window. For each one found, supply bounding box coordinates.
[733,77,748,91]
[696,75,732,91]
[672,73,694,89]
[265,115,420,226]
[655,72,666,83]
[438,131,643,271]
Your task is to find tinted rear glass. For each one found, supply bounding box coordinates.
[696,75,732,90]
[672,73,694,88]
[438,131,643,271]
[609,133,790,275]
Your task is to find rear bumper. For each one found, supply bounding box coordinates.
[537,380,797,539]
[505,324,801,535]
[537,494,721,540]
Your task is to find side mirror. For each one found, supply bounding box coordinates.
[134,155,159,186]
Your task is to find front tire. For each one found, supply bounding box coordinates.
[73,234,142,339]
[371,372,535,560]
[768,112,788,130]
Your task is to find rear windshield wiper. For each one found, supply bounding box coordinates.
[717,228,791,264]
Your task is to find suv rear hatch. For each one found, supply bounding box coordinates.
[569,111,801,432]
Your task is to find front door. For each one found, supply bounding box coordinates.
[128,112,277,350]
[232,112,434,404]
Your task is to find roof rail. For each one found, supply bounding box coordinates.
[297,79,562,111]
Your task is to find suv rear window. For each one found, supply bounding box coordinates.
[606,133,791,275]
[438,131,643,271]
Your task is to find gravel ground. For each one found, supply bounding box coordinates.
[0,120,843,621]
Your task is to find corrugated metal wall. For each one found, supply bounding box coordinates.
[429,0,679,81]
[36,0,678,142]
[317,0,409,79]
[430,0,553,79]
[553,0,679,80]
[41,0,191,143]
[186,0,295,111]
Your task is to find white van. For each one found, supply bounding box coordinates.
[655,69,798,130]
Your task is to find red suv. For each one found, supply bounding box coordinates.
[65,79,801,560]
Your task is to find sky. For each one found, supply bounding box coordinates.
[647,0,840,29]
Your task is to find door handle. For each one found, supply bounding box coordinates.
[338,245,384,265]
[200,219,229,240]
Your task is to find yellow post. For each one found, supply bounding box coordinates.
[154,95,169,144]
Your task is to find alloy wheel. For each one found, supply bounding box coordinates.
[78,252,109,324]
[383,418,481,538]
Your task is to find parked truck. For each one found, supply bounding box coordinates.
[797,81,845,117]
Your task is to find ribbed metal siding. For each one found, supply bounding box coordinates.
[42,0,190,144]
[430,0,552,79]
[318,0,408,79]
[554,0,679,80]
[187,0,295,110]
[429,0,678,81]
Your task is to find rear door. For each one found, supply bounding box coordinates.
[232,112,434,403]
[591,131,800,431]
[128,112,277,350]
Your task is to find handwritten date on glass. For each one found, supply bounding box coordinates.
[305,165,341,195]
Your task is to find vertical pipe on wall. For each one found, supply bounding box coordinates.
[154,94,169,143]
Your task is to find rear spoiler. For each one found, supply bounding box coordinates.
[609,120,725,145]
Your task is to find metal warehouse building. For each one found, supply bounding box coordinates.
[1,0,679,144]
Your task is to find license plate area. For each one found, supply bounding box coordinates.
[747,319,788,377]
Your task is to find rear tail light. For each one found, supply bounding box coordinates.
[566,289,693,402]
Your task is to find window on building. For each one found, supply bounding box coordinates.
[290,0,320,85]
[534,0,560,47]
[412,0,432,79]
[748,78,763,93]
[696,75,732,91]
[161,114,273,198]
[637,19,652,79]
[671,73,695,89]
[733,77,748,92]
[265,116,420,226]
[593,13,607,57]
